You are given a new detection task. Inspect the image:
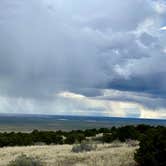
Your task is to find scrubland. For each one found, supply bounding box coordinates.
[0,125,165,166]
[0,143,137,166]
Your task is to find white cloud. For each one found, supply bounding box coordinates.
[135,18,156,36]
[160,26,166,30]
[153,0,166,14]
[57,91,85,99]
[140,108,166,119]
[0,90,166,119]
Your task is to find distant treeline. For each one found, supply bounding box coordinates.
[0,124,165,147]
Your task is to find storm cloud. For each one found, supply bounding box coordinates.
[0,0,166,118]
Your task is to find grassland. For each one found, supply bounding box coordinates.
[0,114,165,132]
[0,143,137,166]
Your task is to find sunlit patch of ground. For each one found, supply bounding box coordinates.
[0,143,137,166]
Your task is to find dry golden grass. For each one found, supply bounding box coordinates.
[0,143,137,166]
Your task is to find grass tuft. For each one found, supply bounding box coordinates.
[72,141,97,153]
[7,154,43,166]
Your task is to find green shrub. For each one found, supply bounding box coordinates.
[65,133,85,144]
[84,129,98,137]
[117,126,139,142]
[72,141,97,153]
[8,154,43,166]
[134,128,166,166]
[101,126,140,143]
[102,133,114,143]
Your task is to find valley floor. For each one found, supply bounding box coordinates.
[0,143,137,166]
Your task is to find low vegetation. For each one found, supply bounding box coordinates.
[0,143,136,166]
[134,126,166,166]
[0,124,165,166]
[7,154,43,166]
[71,141,97,153]
[0,124,158,147]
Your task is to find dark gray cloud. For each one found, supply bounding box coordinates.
[0,0,166,116]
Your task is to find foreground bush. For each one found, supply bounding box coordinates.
[134,127,166,166]
[8,154,43,166]
[72,141,97,153]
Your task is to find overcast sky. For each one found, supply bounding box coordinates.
[0,0,166,119]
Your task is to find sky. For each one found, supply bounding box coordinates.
[0,0,166,119]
